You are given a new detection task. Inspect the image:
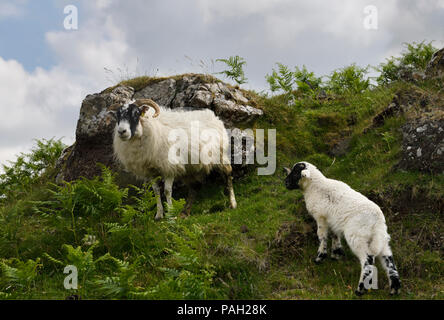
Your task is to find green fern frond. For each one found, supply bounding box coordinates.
[216,55,248,85]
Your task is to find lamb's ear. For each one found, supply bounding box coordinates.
[283,167,291,175]
[301,169,311,179]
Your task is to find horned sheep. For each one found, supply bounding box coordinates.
[109,99,237,220]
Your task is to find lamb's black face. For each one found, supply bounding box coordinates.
[284,162,306,190]
[115,104,142,140]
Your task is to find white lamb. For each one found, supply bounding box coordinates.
[109,99,237,220]
[284,161,401,295]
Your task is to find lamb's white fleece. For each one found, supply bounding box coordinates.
[285,161,400,295]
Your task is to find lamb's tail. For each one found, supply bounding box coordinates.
[369,221,390,256]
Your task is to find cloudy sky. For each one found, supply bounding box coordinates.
[0,0,443,167]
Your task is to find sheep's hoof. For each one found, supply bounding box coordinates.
[355,289,366,296]
[390,278,401,295]
[314,253,327,264]
[333,248,345,256]
[331,248,345,260]
[154,212,164,221]
[390,289,400,295]
[355,283,367,296]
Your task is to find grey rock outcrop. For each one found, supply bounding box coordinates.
[133,75,263,126]
[425,47,444,79]
[362,83,443,174]
[398,116,444,173]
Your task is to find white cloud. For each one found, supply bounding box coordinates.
[95,0,113,9]
[0,0,27,20]
[197,0,289,22]
[0,0,443,169]
[196,0,390,48]
[0,145,30,168]
[0,56,86,157]
[0,0,139,169]
[46,1,135,82]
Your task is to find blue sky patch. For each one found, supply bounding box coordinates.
[0,0,82,71]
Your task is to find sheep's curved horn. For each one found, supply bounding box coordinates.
[134,99,160,118]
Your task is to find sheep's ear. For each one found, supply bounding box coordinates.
[140,105,149,117]
[301,169,311,179]
[107,110,116,119]
[283,167,291,175]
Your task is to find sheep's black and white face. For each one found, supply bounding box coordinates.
[115,104,142,141]
[284,162,307,190]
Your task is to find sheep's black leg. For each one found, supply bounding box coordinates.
[356,255,375,296]
[380,255,401,295]
[331,234,345,260]
[314,218,328,264]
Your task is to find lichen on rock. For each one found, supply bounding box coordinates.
[425,47,444,79]
[398,116,444,173]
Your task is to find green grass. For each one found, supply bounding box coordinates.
[0,77,442,300]
[101,73,221,94]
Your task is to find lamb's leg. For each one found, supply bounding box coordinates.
[355,254,376,296]
[152,180,164,221]
[314,217,329,264]
[164,177,174,208]
[345,232,378,295]
[331,233,345,260]
[378,253,401,295]
[344,233,377,295]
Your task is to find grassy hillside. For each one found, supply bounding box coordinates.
[0,67,443,298]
